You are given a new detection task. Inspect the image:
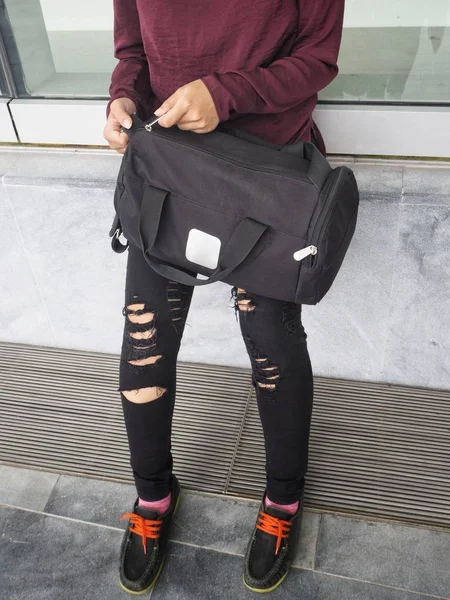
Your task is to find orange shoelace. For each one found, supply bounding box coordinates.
[120,512,163,555]
[256,510,293,556]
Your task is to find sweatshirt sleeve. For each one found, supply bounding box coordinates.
[107,0,152,119]
[201,0,345,121]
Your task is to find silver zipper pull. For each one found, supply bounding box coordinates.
[145,115,162,132]
[293,245,317,262]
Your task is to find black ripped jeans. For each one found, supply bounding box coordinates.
[119,244,314,505]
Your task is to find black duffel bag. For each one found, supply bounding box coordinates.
[110,114,359,305]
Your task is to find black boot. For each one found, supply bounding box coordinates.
[243,488,304,593]
[119,474,181,594]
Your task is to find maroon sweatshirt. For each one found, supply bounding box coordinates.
[108,0,345,153]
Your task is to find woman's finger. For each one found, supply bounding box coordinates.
[190,127,212,134]
[104,123,129,148]
[176,120,203,131]
[177,122,212,134]
[158,99,189,128]
[107,133,128,147]
[176,112,202,125]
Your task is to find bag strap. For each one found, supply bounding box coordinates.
[139,185,269,286]
[282,142,331,189]
[109,213,129,253]
[120,113,145,139]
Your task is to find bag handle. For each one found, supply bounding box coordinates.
[282,143,331,189]
[139,185,269,286]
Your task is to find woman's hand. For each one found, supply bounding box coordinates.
[104,97,137,154]
[155,80,219,133]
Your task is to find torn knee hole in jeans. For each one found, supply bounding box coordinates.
[244,335,280,392]
[123,299,163,367]
[122,386,167,403]
[167,281,187,325]
[231,287,256,319]
[254,358,280,390]
[122,302,154,323]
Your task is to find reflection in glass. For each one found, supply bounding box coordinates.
[320,0,450,103]
[1,0,449,104]
[2,0,115,97]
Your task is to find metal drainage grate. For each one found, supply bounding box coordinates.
[0,343,251,495]
[0,342,449,528]
[229,382,450,527]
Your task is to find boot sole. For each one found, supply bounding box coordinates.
[242,568,290,594]
[119,492,181,595]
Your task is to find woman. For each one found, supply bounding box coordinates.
[104,0,345,594]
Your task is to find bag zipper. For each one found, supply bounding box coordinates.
[136,127,309,184]
[293,245,317,262]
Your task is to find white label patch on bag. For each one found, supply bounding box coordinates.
[186,229,221,270]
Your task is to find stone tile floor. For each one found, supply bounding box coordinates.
[1,465,449,600]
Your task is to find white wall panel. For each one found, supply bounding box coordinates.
[9,99,108,146]
[314,105,450,158]
[8,99,450,158]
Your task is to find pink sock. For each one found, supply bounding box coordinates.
[138,492,172,515]
[265,495,299,515]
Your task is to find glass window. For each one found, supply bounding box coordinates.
[2,0,115,97]
[320,0,450,104]
[1,0,449,105]
[0,74,8,97]
[0,21,12,96]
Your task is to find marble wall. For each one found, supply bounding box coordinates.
[0,149,449,390]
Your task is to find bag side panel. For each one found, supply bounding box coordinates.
[295,168,360,304]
